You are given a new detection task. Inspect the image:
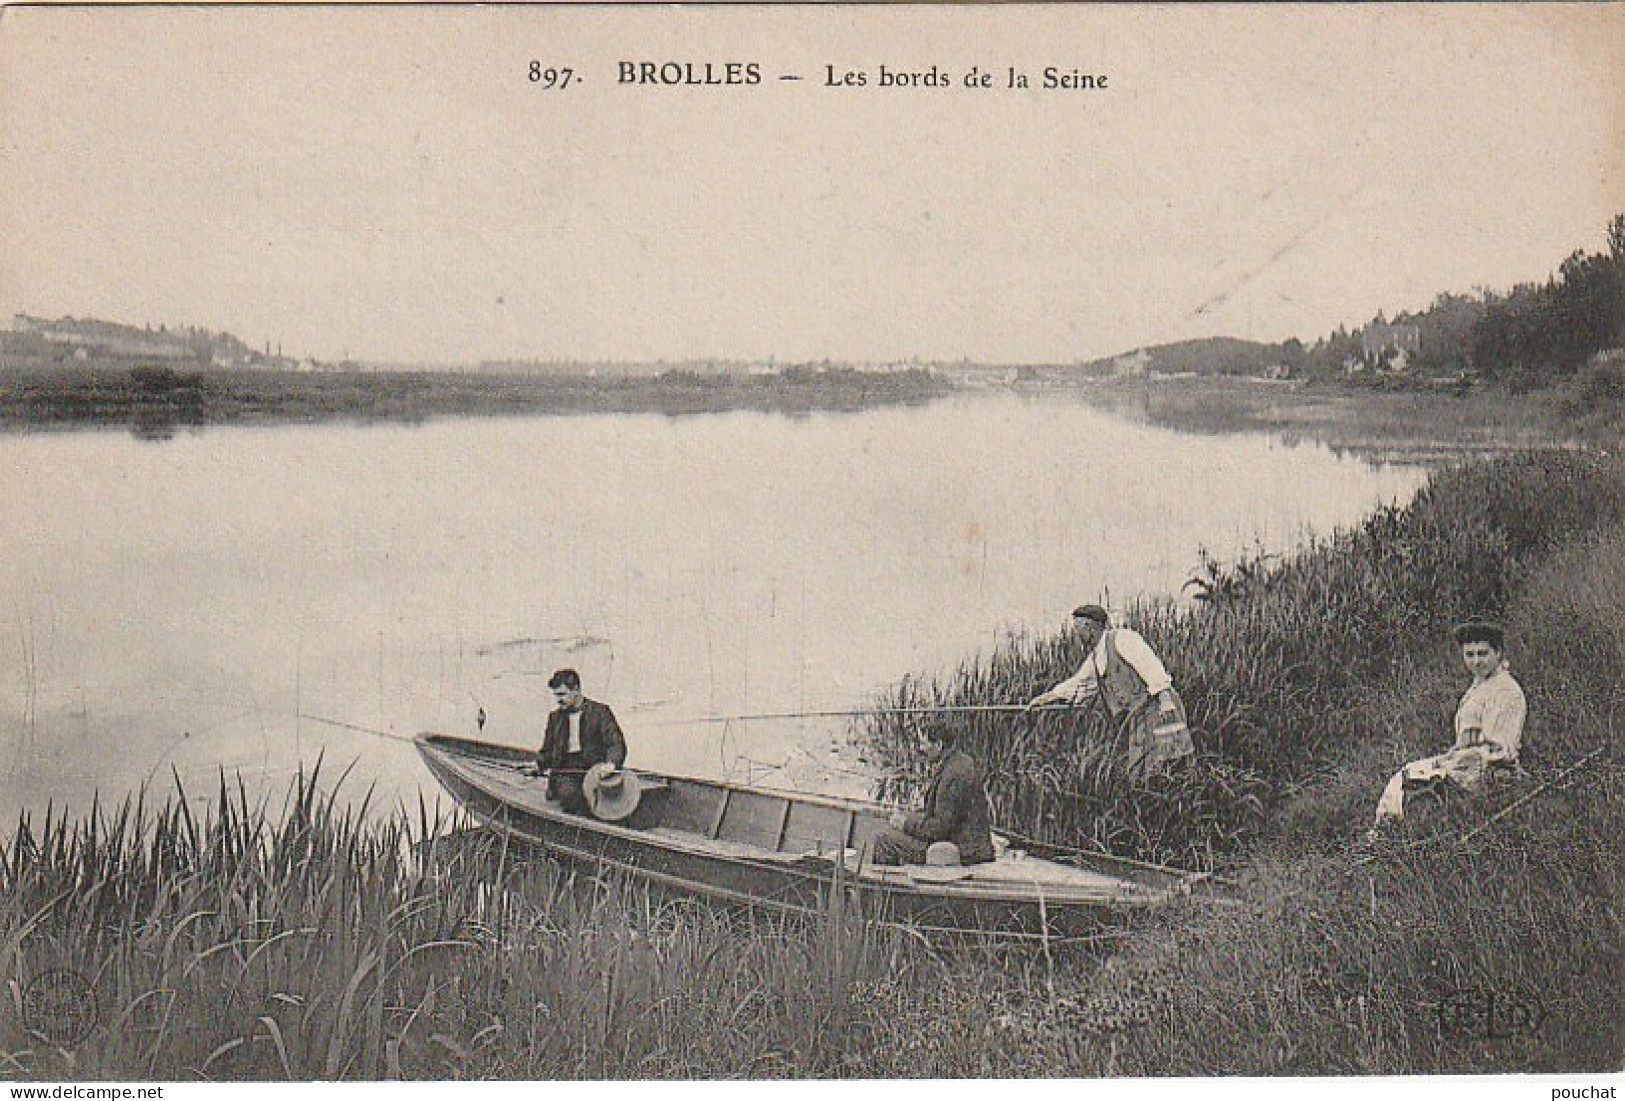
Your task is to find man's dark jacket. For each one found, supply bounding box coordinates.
[903,747,995,864]
[538,699,627,772]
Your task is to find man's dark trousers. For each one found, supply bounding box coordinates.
[548,751,592,815]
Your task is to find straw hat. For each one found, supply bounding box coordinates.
[583,763,642,822]
[906,843,977,884]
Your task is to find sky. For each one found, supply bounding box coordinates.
[2,4,1622,365]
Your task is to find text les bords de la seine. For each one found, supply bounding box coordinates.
[612,61,1107,91]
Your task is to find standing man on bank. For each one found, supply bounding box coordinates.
[537,668,628,816]
[1027,604,1194,779]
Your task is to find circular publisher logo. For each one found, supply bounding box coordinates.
[22,968,98,1046]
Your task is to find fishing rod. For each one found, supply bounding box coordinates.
[299,712,541,775]
[646,703,1078,726]
[298,712,419,745]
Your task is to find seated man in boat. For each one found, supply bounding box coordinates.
[1368,619,1527,839]
[871,726,995,867]
[1027,604,1193,780]
[537,668,628,816]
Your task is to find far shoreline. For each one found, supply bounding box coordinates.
[0,362,1612,458]
[1055,372,1607,453]
[0,362,951,435]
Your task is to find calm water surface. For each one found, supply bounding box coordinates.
[0,392,1429,825]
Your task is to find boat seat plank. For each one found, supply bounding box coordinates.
[780,801,852,857]
[707,789,732,839]
[773,799,793,851]
[716,788,790,849]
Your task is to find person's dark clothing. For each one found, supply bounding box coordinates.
[538,699,626,814]
[871,747,995,866]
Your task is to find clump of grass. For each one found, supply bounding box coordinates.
[1558,353,1625,442]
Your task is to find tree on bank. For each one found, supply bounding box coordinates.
[1296,214,1625,390]
[1471,222,1625,390]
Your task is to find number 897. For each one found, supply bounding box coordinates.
[529,63,574,89]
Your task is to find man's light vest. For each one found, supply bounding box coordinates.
[1096,629,1154,717]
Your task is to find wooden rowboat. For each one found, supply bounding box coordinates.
[415,733,1202,938]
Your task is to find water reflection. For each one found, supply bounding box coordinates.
[0,392,1430,825]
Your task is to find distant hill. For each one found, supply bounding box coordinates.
[0,314,293,370]
[1075,337,1287,379]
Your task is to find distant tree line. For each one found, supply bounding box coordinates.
[1300,214,1625,389]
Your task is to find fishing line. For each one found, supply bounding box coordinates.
[140,705,261,785]
[787,743,879,783]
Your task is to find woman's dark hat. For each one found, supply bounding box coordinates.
[1452,619,1504,648]
[1071,604,1110,625]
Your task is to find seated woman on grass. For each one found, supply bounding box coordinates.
[1369,619,1527,839]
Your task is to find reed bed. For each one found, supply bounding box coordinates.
[3,764,1136,1080]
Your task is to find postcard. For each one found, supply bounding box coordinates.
[1,4,1621,1094]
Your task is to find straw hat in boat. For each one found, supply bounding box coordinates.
[583,763,642,822]
[902,841,979,883]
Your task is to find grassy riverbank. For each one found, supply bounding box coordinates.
[3,451,1621,1077]
[0,364,947,434]
[867,450,1624,865]
[864,448,1624,1071]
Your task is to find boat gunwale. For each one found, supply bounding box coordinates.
[416,731,903,817]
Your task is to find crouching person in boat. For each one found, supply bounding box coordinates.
[1027,604,1193,780]
[537,668,628,817]
[1369,619,1527,839]
[872,726,995,867]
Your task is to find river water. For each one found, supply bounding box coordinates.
[0,390,1428,826]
